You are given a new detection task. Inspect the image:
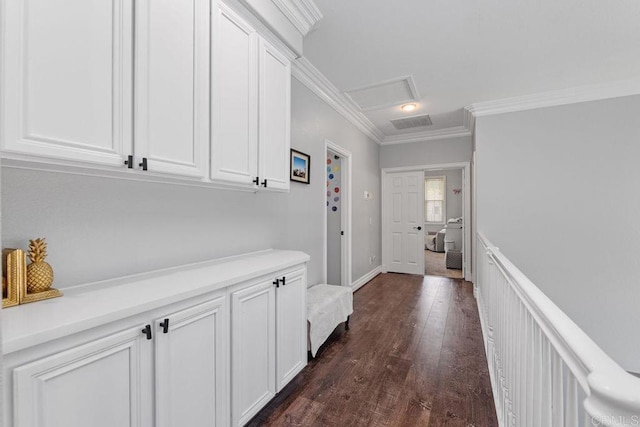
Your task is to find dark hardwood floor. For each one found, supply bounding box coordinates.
[248,273,498,427]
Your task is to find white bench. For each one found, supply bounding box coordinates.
[307,284,353,358]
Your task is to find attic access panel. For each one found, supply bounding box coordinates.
[344,76,419,111]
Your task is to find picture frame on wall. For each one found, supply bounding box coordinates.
[290,149,311,184]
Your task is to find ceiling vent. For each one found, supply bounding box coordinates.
[344,76,419,111]
[390,114,433,130]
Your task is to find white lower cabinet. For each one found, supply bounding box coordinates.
[275,269,307,391]
[13,326,154,427]
[12,294,228,427]
[154,296,228,427]
[5,251,308,427]
[231,268,307,426]
[231,279,276,426]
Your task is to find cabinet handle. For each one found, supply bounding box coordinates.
[160,318,170,334]
[253,177,259,186]
[139,157,148,171]
[273,278,280,288]
[124,155,134,169]
[281,276,286,286]
[261,179,268,188]
[142,324,152,340]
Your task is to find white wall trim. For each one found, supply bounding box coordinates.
[381,126,471,145]
[291,57,472,145]
[323,140,353,289]
[381,162,472,282]
[465,77,640,118]
[351,266,382,292]
[270,0,322,36]
[292,58,385,143]
[223,0,297,60]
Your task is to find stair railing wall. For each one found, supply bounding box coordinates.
[476,232,640,427]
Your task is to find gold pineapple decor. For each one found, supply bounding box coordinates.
[26,238,54,293]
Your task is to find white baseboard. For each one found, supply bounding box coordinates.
[351,266,382,292]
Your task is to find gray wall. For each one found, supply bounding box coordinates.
[379,135,472,169]
[424,169,463,234]
[1,79,381,290]
[476,94,640,372]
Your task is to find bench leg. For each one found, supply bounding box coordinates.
[345,315,350,331]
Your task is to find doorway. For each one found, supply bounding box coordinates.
[382,162,472,281]
[323,140,352,288]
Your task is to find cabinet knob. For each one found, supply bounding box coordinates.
[142,324,152,340]
[273,279,280,288]
[124,155,134,169]
[261,179,268,188]
[253,177,259,186]
[139,157,148,171]
[160,318,170,334]
[281,276,286,286]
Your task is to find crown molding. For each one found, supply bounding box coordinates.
[271,0,322,36]
[466,77,640,118]
[380,126,471,145]
[291,57,385,143]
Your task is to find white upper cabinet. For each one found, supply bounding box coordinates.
[210,3,259,187]
[1,0,292,189]
[258,39,292,192]
[134,0,209,178]
[211,3,291,191]
[1,0,134,166]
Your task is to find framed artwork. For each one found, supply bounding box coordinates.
[290,149,310,184]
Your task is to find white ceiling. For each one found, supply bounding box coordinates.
[302,0,640,139]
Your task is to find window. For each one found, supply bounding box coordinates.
[425,176,445,223]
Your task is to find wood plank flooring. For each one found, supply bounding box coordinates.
[248,273,498,427]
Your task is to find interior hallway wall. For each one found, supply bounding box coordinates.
[1,79,381,290]
[379,135,472,169]
[475,94,640,372]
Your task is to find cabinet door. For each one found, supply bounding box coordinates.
[231,279,276,426]
[276,269,307,391]
[154,295,228,427]
[258,39,291,191]
[210,3,259,187]
[134,0,209,177]
[1,0,133,166]
[13,326,153,427]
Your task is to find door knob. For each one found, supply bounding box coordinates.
[413,226,422,230]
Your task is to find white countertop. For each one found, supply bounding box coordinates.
[2,249,309,355]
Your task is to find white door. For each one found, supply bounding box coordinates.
[1,0,133,166]
[231,279,276,426]
[258,39,291,191]
[210,3,259,187]
[13,327,153,427]
[154,296,228,427]
[134,0,209,177]
[275,269,307,391]
[385,171,425,275]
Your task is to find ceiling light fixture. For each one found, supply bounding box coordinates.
[401,103,417,112]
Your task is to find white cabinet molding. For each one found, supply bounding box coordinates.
[270,0,322,36]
